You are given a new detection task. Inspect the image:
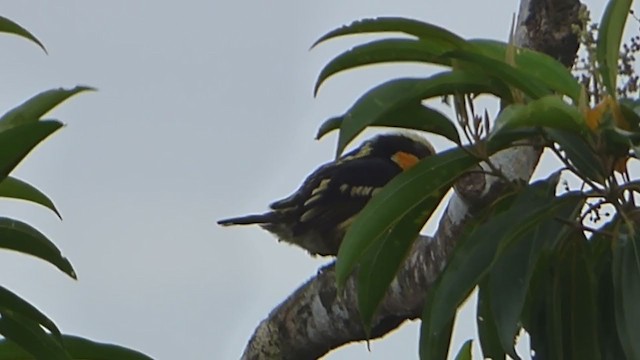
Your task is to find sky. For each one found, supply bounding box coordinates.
[0,1,614,359]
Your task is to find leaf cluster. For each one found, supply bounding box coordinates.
[0,16,152,360]
[313,0,640,358]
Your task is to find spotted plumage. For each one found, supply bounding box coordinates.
[217,132,435,256]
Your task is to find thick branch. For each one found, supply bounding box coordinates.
[241,0,581,358]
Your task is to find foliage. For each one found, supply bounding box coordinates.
[0,16,152,360]
[315,0,639,358]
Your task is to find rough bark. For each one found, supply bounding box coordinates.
[240,0,581,358]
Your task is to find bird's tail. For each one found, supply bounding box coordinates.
[217,213,276,226]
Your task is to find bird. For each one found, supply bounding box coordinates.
[217,132,435,256]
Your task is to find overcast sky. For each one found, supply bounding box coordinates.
[0,1,617,359]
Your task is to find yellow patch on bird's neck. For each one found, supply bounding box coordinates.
[392,151,420,170]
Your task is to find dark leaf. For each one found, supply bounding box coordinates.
[477,280,505,360]
[0,217,76,279]
[470,39,581,102]
[334,71,509,156]
[491,96,588,138]
[312,17,468,49]
[546,129,605,184]
[420,177,582,360]
[0,176,61,219]
[356,197,441,331]
[0,121,63,182]
[0,16,46,53]
[596,0,632,97]
[442,49,551,100]
[317,103,460,144]
[488,197,583,358]
[0,312,69,360]
[0,86,94,132]
[611,223,640,359]
[0,285,61,340]
[315,39,453,95]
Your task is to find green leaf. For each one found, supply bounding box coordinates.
[0,121,63,181]
[546,129,605,184]
[611,223,640,359]
[491,96,589,138]
[0,285,61,340]
[597,0,632,97]
[476,280,505,360]
[488,197,582,358]
[522,253,555,360]
[312,17,468,49]
[356,197,439,331]
[0,176,61,219]
[618,99,640,131]
[419,301,455,360]
[442,49,552,100]
[0,16,46,53]
[554,232,601,360]
[334,71,509,156]
[470,39,581,102]
[0,335,154,360]
[453,339,473,360]
[336,146,479,287]
[420,179,582,360]
[315,39,454,95]
[0,86,94,132]
[0,312,69,360]
[0,217,76,279]
[317,103,460,144]
[590,226,627,359]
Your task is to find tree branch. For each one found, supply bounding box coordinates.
[240,0,581,358]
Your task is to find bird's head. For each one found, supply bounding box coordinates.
[345,132,435,171]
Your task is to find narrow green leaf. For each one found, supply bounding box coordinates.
[419,300,455,360]
[477,281,505,360]
[0,16,46,53]
[0,86,94,132]
[0,285,61,340]
[312,17,468,49]
[318,103,460,144]
[597,0,632,97]
[618,99,640,130]
[316,116,342,140]
[442,49,552,100]
[590,226,627,359]
[0,176,61,219]
[0,312,69,360]
[420,180,582,360]
[0,121,63,181]
[336,146,479,287]
[315,39,453,95]
[470,39,581,102]
[335,71,509,157]
[0,335,154,360]
[356,197,441,330]
[491,96,589,138]
[612,223,640,359]
[546,129,605,184]
[453,339,473,360]
[62,335,154,360]
[0,217,76,279]
[488,198,581,358]
[554,232,601,360]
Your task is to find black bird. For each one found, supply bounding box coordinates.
[217,132,435,256]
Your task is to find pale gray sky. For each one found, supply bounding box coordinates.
[0,1,612,359]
